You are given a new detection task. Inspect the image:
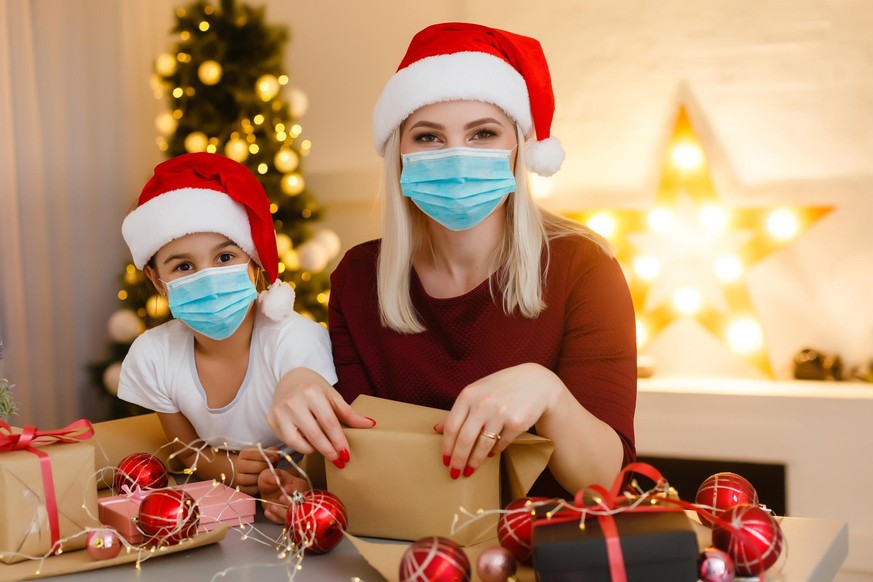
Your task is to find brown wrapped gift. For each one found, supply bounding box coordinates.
[86,413,174,489]
[0,427,100,564]
[318,395,553,546]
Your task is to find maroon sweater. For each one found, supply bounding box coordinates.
[328,235,637,499]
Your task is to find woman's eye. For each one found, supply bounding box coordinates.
[414,133,440,143]
[471,129,497,140]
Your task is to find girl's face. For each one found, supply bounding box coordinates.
[399,100,518,166]
[146,232,257,291]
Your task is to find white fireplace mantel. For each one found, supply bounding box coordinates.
[636,376,873,576]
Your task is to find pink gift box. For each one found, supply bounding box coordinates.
[98,481,256,543]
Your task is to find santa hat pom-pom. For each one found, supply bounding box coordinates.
[524,137,565,177]
[258,280,296,321]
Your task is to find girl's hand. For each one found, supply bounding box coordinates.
[435,363,563,479]
[268,367,375,468]
[233,447,279,496]
[257,468,309,524]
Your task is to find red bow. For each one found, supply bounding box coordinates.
[0,419,95,551]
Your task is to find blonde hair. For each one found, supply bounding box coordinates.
[377,126,612,334]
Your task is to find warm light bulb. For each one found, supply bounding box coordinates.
[670,142,703,171]
[726,317,763,354]
[276,233,293,255]
[636,320,649,347]
[766,208,799,240]
[281,173,305,196]
[154,53,178,77]
[633,256,661,281]
[672,286,703,315]
[587,212,617,239]
[224,138,249,162]
[184,131,208,153]
[699,205,728,232]
[274,148,299,173]
[647,208,674,233]
[256,75,280,101]
[154,113,177,136]
[198,60,222,85]
[714,254,743,282]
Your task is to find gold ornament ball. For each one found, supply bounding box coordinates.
[256,74,280,102]
[280,172,305,196]
[289,87,309,118]
[154,53,178,77]
[274,148,299,173]
[198,60,223,85]
[146,294,170,318]
[276,233,293,256]
[224,138,249,162]
[154,112,178,136]
[184,131,209,153]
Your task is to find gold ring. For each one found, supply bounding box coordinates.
[480,430,501,441]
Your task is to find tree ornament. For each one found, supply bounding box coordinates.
[137,489,200,546]
[256,74,280,101]
[280,172,305,196]
[698,546,736,582]
[183,131,209,153]
[114,453,169,492]
[297,240,330,273]
[288,87,309,117]
[313,228,342,260]
[399,536,470,582]
[276,233,293,255]
[224,136,249,163]
[476,546,517,582]
[155,112,178,136]
[154,53,177,76]
[497,496,551,565]
[107,309,144,343]
[197,60,223,86]
[274,147,300,173]
[695,472,759,528]
[102,361,122,396]
[86,529,123,561]
[284,489,347,554]
[712,504,784,577]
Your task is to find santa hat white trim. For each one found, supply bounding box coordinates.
[373,52,531,155]
[121,187,259,270]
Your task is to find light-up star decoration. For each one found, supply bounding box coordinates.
[566,106,833,376]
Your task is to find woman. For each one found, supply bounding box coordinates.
[267,22,636,520]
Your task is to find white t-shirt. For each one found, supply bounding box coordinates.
[118,307,337,450]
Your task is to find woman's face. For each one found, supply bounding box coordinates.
[399,100,518,167]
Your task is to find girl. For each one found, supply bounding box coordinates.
[118,152,359,498]
[266,21,637,514]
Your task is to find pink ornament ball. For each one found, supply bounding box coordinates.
[476,546,517,582]
[712,504,784,577]
[399,536,470,582]
[497,496,550,565]
[698,546,736,582]
[284,489,348,554]
[113,452,169,493]
[695,472,759,528]
[86,529,123,560]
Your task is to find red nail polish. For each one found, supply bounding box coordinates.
[487,451,495,458]
[463,466,475,477]
[443,455,450,467]
[332,458,346,469]
[450,468,460,480]
[365,416,377,427]
[339,449,350,463]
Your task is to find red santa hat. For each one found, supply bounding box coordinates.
[372,22,565,177]
[121,152,294,321]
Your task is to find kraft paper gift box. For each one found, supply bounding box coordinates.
[0,435,100,564]
[87,413,174,489]
[319,395,554,546]
[98,481,256,544]
[531,505,699,582]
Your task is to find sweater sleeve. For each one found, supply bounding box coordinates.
[557,240,637,465]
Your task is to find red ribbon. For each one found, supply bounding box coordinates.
[534,462,726,582]
[0,419,95,552]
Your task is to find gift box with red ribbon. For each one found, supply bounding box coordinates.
[532,463,699,582]
[0,420,101,564]
[98,480,256,544]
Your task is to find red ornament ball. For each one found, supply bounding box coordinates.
[114,453,169,493]
[695,472,759,528]
[712,504,784,577]
[476,546,517,582]
[284,489,348,554]
[497,496,550,565]
[86,529,123,561]
[399,536,470,582]
[698,546,736,582]
[137,489,200,546]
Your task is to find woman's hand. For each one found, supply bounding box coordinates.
[435,363,563,479]
[268,367,375,468]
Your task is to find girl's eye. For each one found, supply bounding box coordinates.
[218,253,234,263]
[173,262,193,272]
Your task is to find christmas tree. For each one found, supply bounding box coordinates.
[91,0,340,417]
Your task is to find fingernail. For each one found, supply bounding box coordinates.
[339,449,351,463]
[332,458,346,469]
[487,451,495,458]
[365,416,377,427]
[443,455,450,467]
[463,466,475,478]
[450,468,460,480]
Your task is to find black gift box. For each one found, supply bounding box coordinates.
[532,507,699,582]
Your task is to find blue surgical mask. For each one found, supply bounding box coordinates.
[163,263,257,340]
[400,147,516,231]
